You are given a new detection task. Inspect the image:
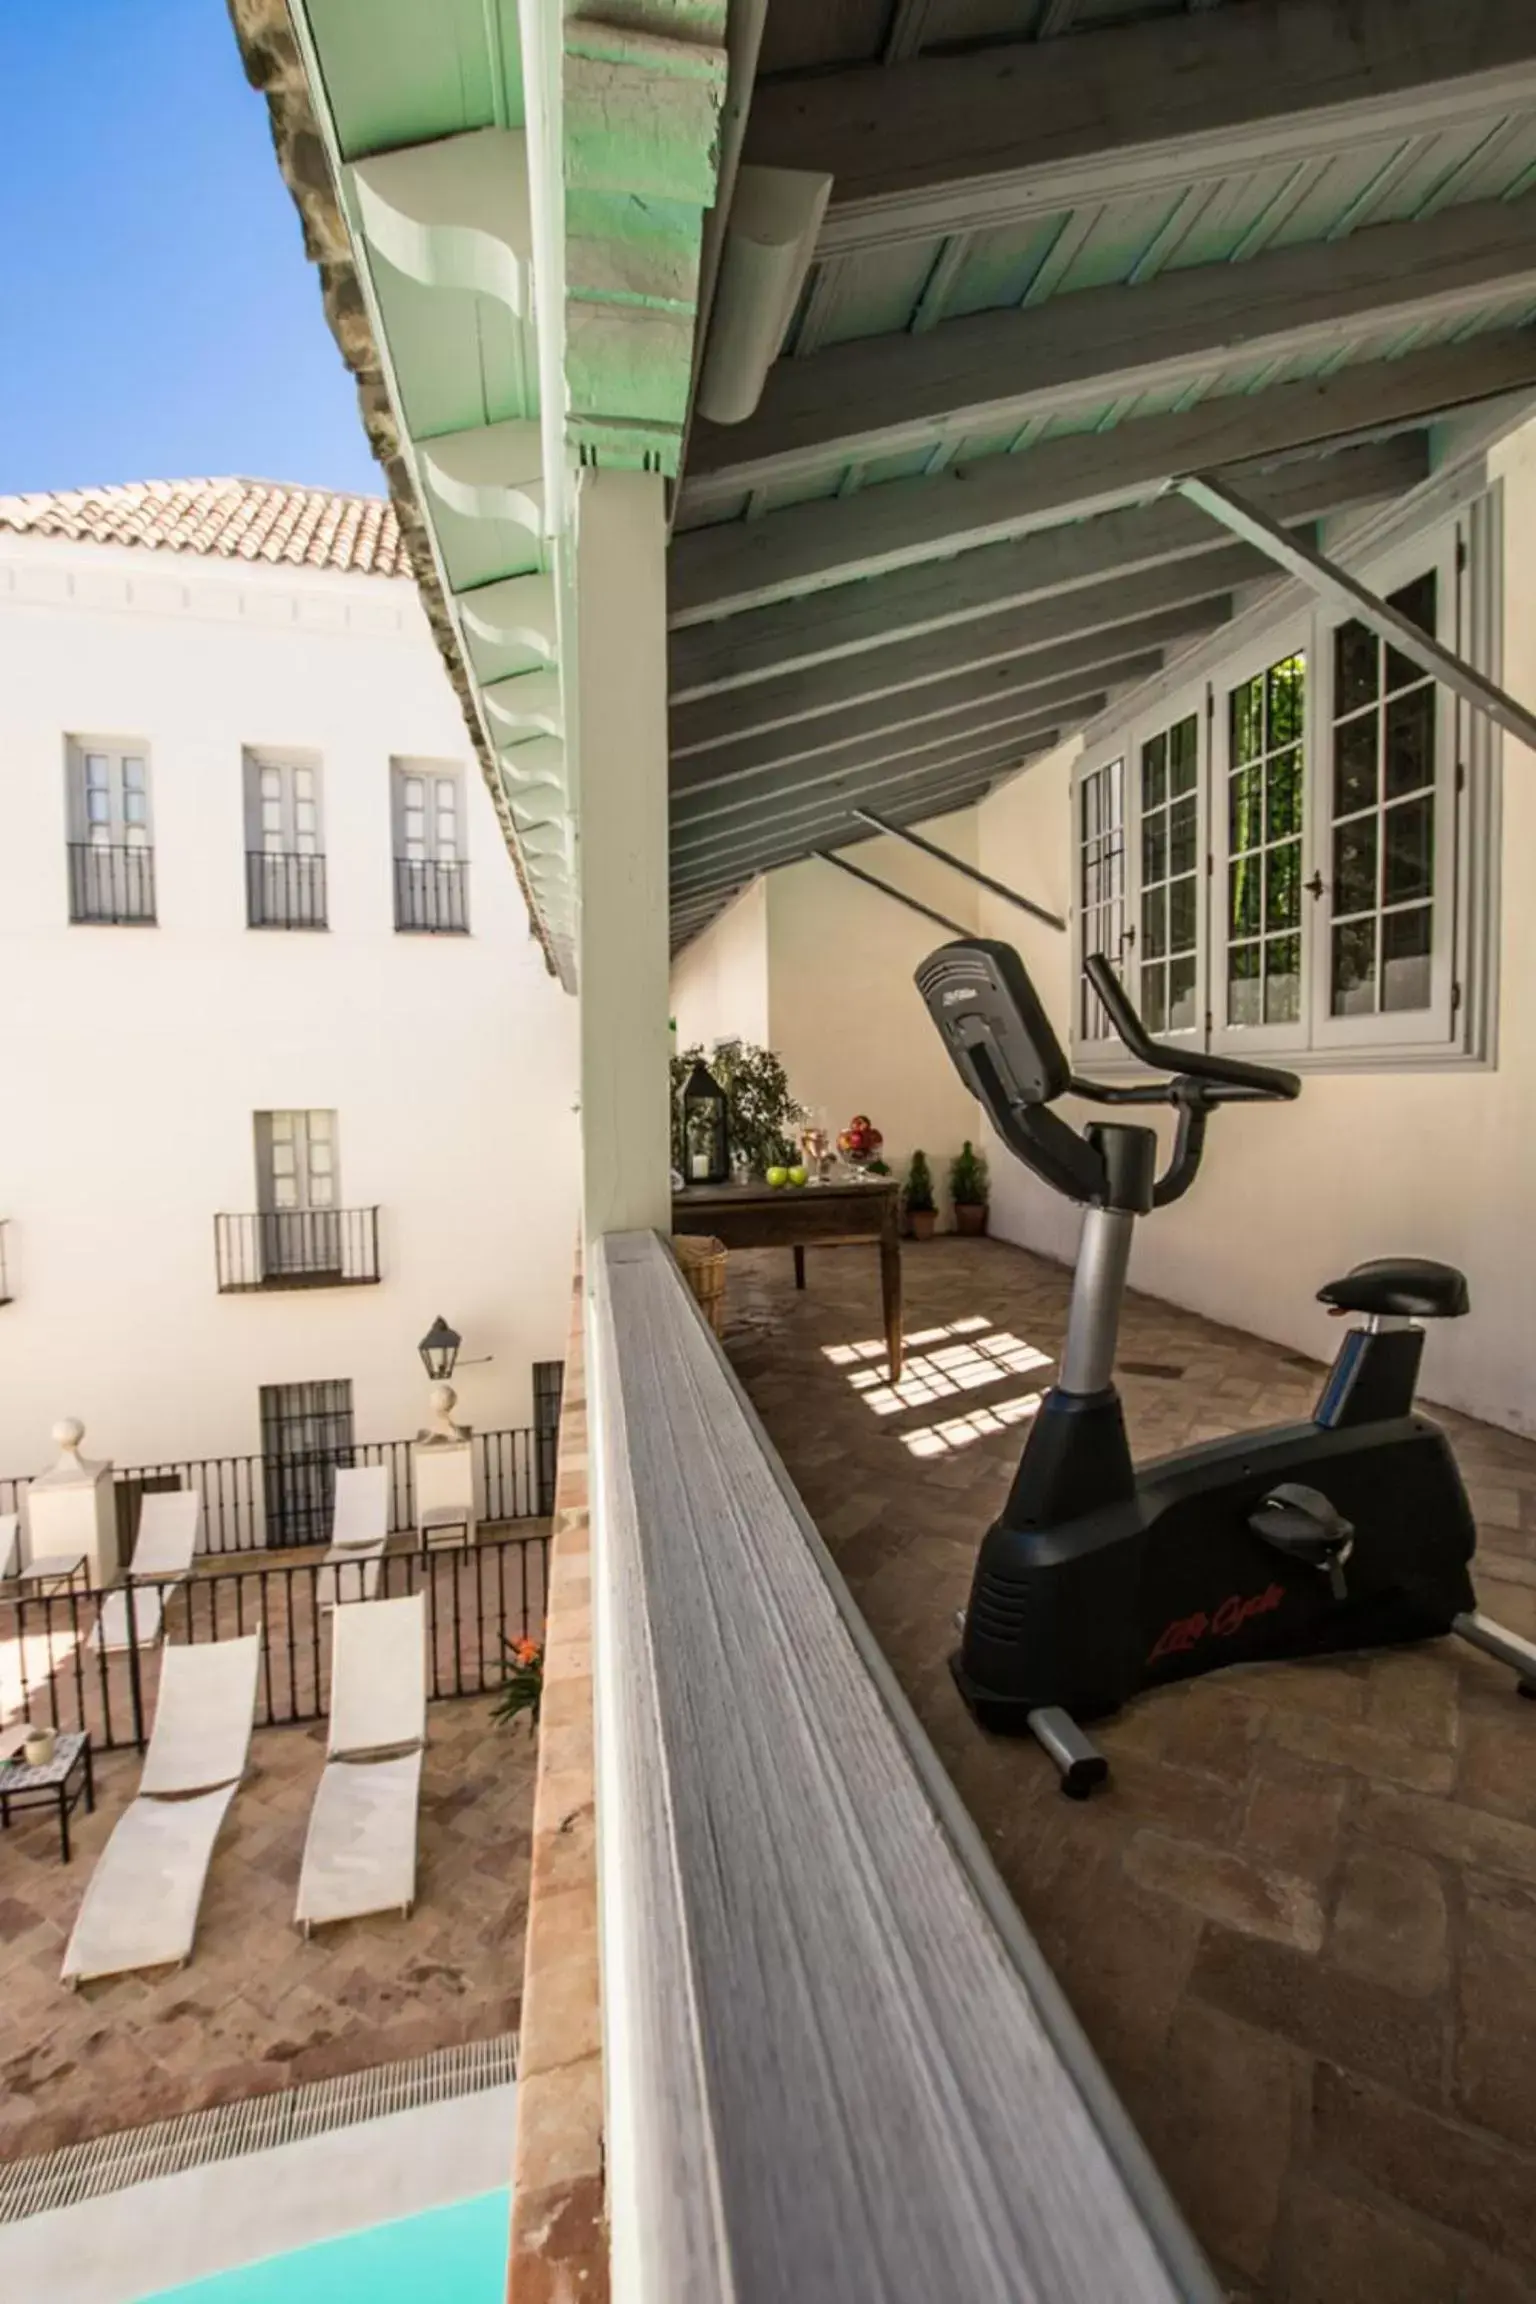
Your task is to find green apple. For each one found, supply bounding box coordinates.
[765,1165,789,1188]
[787,1165,808,1187]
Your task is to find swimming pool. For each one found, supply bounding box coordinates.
[146,2188,510,2303]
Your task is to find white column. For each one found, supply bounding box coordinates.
[572,466,673,1245]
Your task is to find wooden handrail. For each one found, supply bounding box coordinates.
[592,1229,1219,2302]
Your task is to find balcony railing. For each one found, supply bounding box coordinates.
[67,841,156,925]
[394,855,468,933]
[214,1206,381,1292]
[246,849,328,930]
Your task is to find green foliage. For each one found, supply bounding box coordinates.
[866,1157,892,1176]
[905,1148,936,1215]
[671,1042,806,1177]
[949,1139,990,1207]
[493,1636,543,1735]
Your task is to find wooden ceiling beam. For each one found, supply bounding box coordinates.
[667,432,1427,697]
[744,0,1536,256]
[682,195,1536,508]
[669,334,1536,620]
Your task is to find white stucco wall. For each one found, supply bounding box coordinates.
[0,533,580,1479]
[975,435,1536,1438]
[670,876,770,1052]
[763,814,982,1211]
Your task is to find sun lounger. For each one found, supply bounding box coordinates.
[295,1593,427,1934]
[90,1489,202,1654]
[316,1464,390,1608]
[61,1632,261,1986]
[128,1489,202,1581]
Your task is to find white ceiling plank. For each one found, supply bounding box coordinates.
[744,0,1536,257]
[669,330,1536,619]
[682,200,1536,504]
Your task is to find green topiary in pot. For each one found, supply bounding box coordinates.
[905,1149,938,1240]
[950,1139,990,1236]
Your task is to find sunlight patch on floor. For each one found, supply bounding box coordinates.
[822,1317,1053,1418]
[904,1392,1043,1458]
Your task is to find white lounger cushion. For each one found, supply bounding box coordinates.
[329,1591,427,1759]
[129,1489,201,1581]
[316,1545,385,1611]
[331,1463,389,1548]
[139,1634,262,1798]
[91,1585,167,1656]
[61,1783,238,1985]
[295,1750,424,1931]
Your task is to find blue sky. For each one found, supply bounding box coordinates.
[0,1,379,497]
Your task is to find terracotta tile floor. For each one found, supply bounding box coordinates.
[0,1693,536,2164]
[724,1236,1536,2304]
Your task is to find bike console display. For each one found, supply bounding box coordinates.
[915,941,1071,1110]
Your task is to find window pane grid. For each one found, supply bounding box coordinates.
[1078,757,1125,1040]
[1226,653,1305,1029]
[1329,574,1437,1019]
[1138,712,1199,1034]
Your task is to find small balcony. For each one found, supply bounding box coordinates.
[394,856,468,934]
[214,1207,381,1292]
[247,849,328,930]
[67,841,156,925]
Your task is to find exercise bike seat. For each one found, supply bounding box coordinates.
[1317,1258,1470,1320]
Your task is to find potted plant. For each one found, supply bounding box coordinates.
[905,1149,937,1240]
[494,1636,543,1736]
[950,1140,990,1236]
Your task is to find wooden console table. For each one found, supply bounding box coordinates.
[672,1177,903,1379]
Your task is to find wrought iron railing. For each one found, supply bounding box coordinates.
[0,1425,547,1554]
[67,841,156,925]
[0,1532,548,1753]
[394,855,469,933]
[214,1206,381,1291]
[246,848,328,930]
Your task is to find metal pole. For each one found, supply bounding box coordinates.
[1179,472,1536,757]
[813,849,972,937]
[852,807,1067,930]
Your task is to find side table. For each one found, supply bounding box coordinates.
[0,1729,95,1862]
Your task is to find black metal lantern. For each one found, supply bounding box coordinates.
[418,1316,462,1381]
[681,1060,730,1185]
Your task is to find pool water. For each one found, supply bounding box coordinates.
[146,2189,511,2303]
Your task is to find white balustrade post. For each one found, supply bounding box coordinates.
[25,1418,120,1584]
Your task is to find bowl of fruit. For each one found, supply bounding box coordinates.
[836,1114,884,1173]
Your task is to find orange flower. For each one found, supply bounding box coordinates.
[514,1638,540,1667]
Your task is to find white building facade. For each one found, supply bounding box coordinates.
[0,481,580,1515]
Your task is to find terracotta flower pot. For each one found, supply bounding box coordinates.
[908,1208,937,1241]
[955,1203,988,1236]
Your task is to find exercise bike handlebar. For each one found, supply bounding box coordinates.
[1082,955,1301,1103]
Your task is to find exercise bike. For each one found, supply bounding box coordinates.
[916,936,1536,1797]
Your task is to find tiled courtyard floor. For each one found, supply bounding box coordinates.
[0,1691,536,2164]
[725,1235,1536,2304]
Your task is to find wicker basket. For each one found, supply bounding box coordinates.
[673,1233,728,1336]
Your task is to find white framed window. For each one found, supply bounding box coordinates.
[393,761,463,863]
[1077,751,1126,1045]
[1071,504,1491,1073]
[392,758,469,933]
[65,738,156,924]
